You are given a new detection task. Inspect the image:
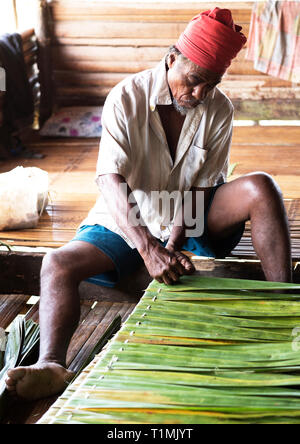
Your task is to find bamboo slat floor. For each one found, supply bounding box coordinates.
[0,125,299,258]
[0,293,136,424]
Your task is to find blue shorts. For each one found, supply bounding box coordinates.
[71,184,245,287]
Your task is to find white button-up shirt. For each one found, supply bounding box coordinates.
[81,57,234,248]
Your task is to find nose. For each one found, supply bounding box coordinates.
[192,84,206,101]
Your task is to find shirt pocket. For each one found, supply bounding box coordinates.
[181,145,208,189]
[190,145,208,167]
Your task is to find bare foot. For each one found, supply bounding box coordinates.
[5,361,75,401]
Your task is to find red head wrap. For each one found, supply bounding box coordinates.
[175,7,247,75]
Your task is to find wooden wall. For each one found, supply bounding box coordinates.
[47,0,299,120]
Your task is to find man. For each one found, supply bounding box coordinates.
[6,8,292,400]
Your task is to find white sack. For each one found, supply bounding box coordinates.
[0,166,49,231]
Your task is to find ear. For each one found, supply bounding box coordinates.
[167,52,177,70]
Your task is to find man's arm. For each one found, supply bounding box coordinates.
[97,173,195,285]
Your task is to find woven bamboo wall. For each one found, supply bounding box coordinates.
[47,0,299,119]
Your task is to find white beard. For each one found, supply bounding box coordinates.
[172,97,205,116]
[172,98,190,116]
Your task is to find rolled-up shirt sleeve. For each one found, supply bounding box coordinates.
[96,95,131,180]
[192,105,234,188]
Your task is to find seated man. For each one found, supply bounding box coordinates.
[6,8,292,400]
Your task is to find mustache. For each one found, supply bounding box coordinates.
[184,99,204,106]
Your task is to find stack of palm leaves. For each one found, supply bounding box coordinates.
[0,317,40,421]
[39,276,300,424]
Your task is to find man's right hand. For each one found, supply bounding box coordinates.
[140,243,195,285]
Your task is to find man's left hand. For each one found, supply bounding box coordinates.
[165,244,196,275]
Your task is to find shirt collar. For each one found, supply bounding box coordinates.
[149,57,173,111]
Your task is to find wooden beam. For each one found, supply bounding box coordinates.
[0,252,299,299]
[35,0,54,126]
[0,251,43,295]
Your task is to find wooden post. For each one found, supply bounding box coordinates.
[12,0,19,30]
[35,0,53,127]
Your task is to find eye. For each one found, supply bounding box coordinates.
[187,76,202,86]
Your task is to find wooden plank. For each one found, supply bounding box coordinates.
[55,37,182,47]
[52,12,250,24]
[77,302,134,362]
[54,71,128,87]
[224,86,300,101]
[0,294,30,329]
[0,252,43,295]
[53,58,156,74]
[191,259,300,283]
[66,301,114,369]
[54,80,298,102]
[53,58,256,77]
[222,74,293,89]
[53,20,250,41]
[55,85,111,100]
[56,90,300,109]
[50,2,252,22]
[50,1,253,12]
[232,99,300,120]
[68,302,130,372]
[232,126,300,145]
[230,145,300,175]
[52,44,168,61]
[56,95,106,107]
[0,250,147,302]
[54,72,293,92]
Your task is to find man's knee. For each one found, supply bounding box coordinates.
[41,249,77,281]
[243,171,282,202]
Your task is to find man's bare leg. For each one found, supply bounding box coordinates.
[5,241,115,400]
[207,172,292,282]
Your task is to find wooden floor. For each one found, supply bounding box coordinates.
[0,125,299,258]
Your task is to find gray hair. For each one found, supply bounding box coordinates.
[166,45,191,65]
